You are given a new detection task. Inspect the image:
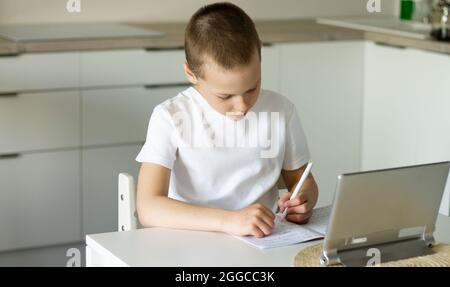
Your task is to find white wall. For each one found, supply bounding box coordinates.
[0,0,398,25]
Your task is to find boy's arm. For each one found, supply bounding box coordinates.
[136,162,275,237]
[278,163,319,223]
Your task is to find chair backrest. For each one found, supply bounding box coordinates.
[118,173,139,231]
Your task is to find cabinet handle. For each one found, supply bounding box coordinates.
[0,53,21,58]
[0,92,19,98]
[0,153,21,159]
[144,82,191,89]
[374,42,406,50]
[144,46,184,52]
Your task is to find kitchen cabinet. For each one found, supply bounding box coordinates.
[362,42,420,170]
[261,45,280,92]
[279,41,365,207]
[362,42,450,216]
[82,85,188,146]
[0,150,81,251]
[0,90,80,154]
[0,52,79,93]
[0,47,190,250]
[80,49,186,87]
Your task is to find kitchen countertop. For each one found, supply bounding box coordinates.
[0,19,449,56]
[0,37,19,55]
[364,31,450,54]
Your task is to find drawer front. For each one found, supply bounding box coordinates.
[0,150,81,251]
[0,90,80,154]
[0,52,79,93]
[82,85,188,146]
[82,144,141,235]
[81,49,187,87]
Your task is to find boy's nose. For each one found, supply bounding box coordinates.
[232,95,248,113]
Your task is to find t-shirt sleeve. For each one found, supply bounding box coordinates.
[282,104,311,170]
[135,106,178,169]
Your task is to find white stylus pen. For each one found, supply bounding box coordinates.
[281,161,313,219]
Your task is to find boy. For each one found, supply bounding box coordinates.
[136,2,318,238]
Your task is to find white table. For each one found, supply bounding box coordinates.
[86,214,450,267]
[85,227,321,267]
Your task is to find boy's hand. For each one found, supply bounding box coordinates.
[223,203,275,238]
[278,189,315,224]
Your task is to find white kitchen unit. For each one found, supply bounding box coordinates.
[261,45,280,92]
[0,52,82,251]
[279,41,365,207]
[0,90,80,153]
[0,150,81,251]
[82,144,141,235]
[0,47,190,250]
[362,42,450,216]
[362,42,420,170]
[82,85,189,146]
[0,52,79,93]
[80,49,187,87]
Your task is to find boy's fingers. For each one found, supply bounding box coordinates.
[258,205,275,220]
[278,192,292,211]
[264,206,276,220]
[259,213,275,228]
[280,192,292,201]
[284,193,308,207]
[285,201,313,215]
[255,219,273,236]
[250,226,265,238]
[278,193,291,204]
[286,211,312,224]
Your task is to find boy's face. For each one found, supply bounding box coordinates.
[185,52,261,121]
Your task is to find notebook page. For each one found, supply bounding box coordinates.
[303,205,332,235]
[234,206,332,249]
[235,214,323,249]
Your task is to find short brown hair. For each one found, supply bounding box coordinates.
[185,2,261,78]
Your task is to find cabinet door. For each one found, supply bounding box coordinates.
[0,90,80,154]
[362,43,450,216]
[407,48,450,216]
[81,49,186,87]
[362,42,420,170]
[0,52,79,93]
[279,41,364,206]
[82,144,141,235]
[82,85,188,146]
[261,45,280,93]
[0,150,81,251]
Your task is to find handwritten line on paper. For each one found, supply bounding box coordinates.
[235,206,331,249]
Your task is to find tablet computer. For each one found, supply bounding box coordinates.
[320,161,450,266]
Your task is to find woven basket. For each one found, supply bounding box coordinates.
[294,243,450,267]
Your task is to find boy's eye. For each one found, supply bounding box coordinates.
[246,88,256,94]
[219,95,232,100]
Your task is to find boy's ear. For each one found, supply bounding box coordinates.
[184,62,198,85]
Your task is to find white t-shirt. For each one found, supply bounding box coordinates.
[136,87,310,211]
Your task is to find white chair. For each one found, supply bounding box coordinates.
[117,172,288,232]
[118,173,139,231]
